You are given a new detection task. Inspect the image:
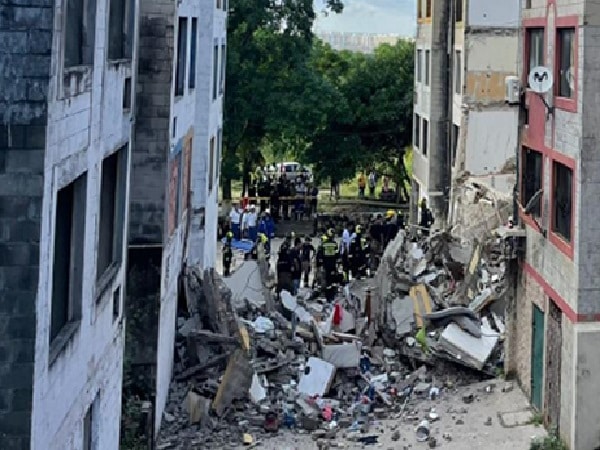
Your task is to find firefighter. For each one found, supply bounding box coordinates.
[349,225,364,280]
[276,242,293,295]
[420,199,434,236]
[301,236,315,288]
[384,210,398,246]
[322,234,339,298]
[223,231,234,276]
[396,210,405,230]
[313,235,326,289]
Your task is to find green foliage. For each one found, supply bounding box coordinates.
[222,0,414,202]
[529,430,568,450]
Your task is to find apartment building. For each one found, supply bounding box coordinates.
[510,1,600,448]
[1,0,136,448]
[412,0,520,225]
[126,0,226,436]
[412,0,450,224]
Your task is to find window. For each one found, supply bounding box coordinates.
[527,28,544,75]
[112,286,121,321]
[425,50,430,86]
[212,44,219,100]
[521,148,543,217]
[418,0,422,18]
[552,161,573,241]
[50,173,87,344]
[122,77,131,109]
[83,393,99,450]
[222,0,227,11]
[97,146,128,284]
[175,18,188,96]
[422,118,429,156]
[217,128,223,181]
[451,124,459,165]
[557,28,575,98]
[189,18,197,89]
[455,0,463,22]
[416,49,422,83]
[209,137,215,192]
[426,0,431,17]
[414,114,420,148]
[216,0,221,8]
[454,50,462,94]
[64,0,96,67]
[108,0,135,60]
[219,44,226,94]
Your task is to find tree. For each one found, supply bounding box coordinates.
[307,40,415,200]
[222,0,344,199]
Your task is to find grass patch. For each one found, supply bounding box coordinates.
[529,430,568,450]
[527,412,544,427]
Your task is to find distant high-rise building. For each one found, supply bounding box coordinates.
[315,31,403,53]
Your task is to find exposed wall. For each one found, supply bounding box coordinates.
[463,109,518,175]
[30,0,136,447]
[0,0,53,448]
[574,325,600,450]
[468,0,520,28]
[129,0,175,245]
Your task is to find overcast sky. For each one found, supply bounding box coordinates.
[314,0,416,35]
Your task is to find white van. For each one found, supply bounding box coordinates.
[276,162,313,181]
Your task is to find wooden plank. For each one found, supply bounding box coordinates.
[409,284,432,329]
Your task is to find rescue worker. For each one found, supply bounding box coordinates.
[420,199,434,236]
[276,242,293,295]
[301,236,315,288]
[223,231,234,277]
[314,235,326,289]
[349,225,365,280]
[396,209,405,230]
[322,234,339,299]
[384,210,398,246]
[290,237,302,295]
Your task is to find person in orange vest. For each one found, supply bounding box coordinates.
[357,171,366,198]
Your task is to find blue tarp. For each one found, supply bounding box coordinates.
[221,238,254,253]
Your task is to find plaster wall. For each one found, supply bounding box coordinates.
[30,0,137,447]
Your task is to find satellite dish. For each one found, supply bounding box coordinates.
[528,66,553,94]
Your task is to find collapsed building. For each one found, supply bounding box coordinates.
[153,191,530,448]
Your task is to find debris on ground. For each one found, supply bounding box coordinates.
[157,214,526,449]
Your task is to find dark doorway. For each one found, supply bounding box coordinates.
[544,299,562,432]
[531,304,545,410]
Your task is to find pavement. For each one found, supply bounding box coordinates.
[227,380,546,450]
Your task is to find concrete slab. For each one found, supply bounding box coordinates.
[498,409,535,428]
[321,342,362,368]
[438,317,499,370]
[389,295,414,337]
[223,261,266,310]
[298,357,336,397]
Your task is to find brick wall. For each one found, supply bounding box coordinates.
[128,0,176,245]
[0,0,53,448]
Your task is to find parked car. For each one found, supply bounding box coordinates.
[275,162,313,182]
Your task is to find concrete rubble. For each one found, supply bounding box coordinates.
[157,215,523,449]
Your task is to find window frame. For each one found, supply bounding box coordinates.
[454,0,463,23]
[416,49,422,83]
[422,118,429,156]
[414,113,420,149]
[175,17,188,97]
[96,146,128,298]
[525,27,545,79]
[554,16,578,112]
[520,147,544,219]
[212,42,219,101]
[49,172,87,362]
[549,156,575,257]
[219,43,226,95]
[454,50,462,94]
[556,27,575,99]
[424,49,430,87]
[189,18,197,90]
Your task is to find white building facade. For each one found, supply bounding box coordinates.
[30,0,138,448]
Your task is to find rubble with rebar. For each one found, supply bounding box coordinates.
[156,215,523,449]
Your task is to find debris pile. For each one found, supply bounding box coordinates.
[157,224,521,449]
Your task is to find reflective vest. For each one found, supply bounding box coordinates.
[323,242,338,257]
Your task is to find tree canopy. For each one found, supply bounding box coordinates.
[222,0,414,200]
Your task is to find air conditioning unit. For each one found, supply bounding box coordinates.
[505,76,520,104]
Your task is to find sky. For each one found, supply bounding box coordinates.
[314,0,416,36]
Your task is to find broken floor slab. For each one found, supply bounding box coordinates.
[297,357,336,397]
[437,317,499,370]
[321,342,362,368]
[223,261,266,310]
